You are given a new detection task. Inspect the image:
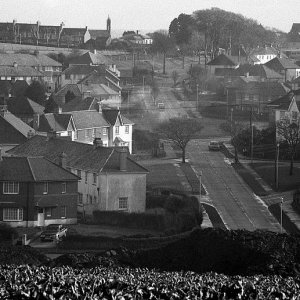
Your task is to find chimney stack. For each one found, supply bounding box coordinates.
[59,152,67,169]
[27,129,35,139]
[93,137,103,148]
[119,147,127,171]
[97,101,102,113]
[33,113,40,131]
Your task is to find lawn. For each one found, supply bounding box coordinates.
[250,162,300,192]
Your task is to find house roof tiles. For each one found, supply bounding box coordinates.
[0,66,44,77]
[8,96,45,116]
[0,156,79,182]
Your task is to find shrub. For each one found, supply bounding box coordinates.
[0,223,18,240]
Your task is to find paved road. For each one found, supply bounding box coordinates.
[187,139,282,232]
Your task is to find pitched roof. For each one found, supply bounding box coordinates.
[62,97,99,112]
[250,46,278,56]
[0,66,44,77]
[207,54,239,66]
[265,57,300,70]
[0,111,35,138]
[8,96,45,115]
[236,64,283,79]
[89,29,110,39]
[64,110,109,129]
[0,53,62,67]
[8,135,147,173]
[0,156,79,182]
[0,80,12,95]
[77,83,119,96]
[102,109,134,125]
[267,92,294,110]
[38,113,73,132]
[61,28,87,35]
[11,80,29,97]
[62,65,103,75]
[69,51,112,66]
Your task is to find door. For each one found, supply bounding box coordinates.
[37,208,45,227]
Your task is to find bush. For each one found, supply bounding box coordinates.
[0,223,18,241]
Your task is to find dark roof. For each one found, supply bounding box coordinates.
[0,156,79,182]
[62,97,98,112]
[8,96,45,115]
[267,92,294,110]
[8,135,147,174]
[0,53,62,67]
[250,46,278,56]
[236,64,283,79]
[11,80,29,97]
[89,29,110,39]
[265,57,300,71]
[38,113,73,132]
[102,109,134,126]
[62,65,102,76]
[0,66,44,77]
[207,54,240,66]
[61,28,87,35]
[0,80,12,95]
[69,51,112,66]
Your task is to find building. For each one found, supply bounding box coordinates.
[0,104,35,153]
[0,53,62,91]
[0,154,79,227]
[8,135,148,217]
[264,57,300,82]
[249,46,278,65]
[207,54,244,76]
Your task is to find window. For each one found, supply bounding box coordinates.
[62,182,66,194]
[85,129,92,139]
[77,169,81,178]
[102,128,108,135]
[78,193,83,205]
[85,172,88,184]
[3,182,19,194]
[280,111,286,120]
[74,130,78,140]
[3,208,23,221]
[45,207,52,217]
[43,182,48,194]
[61,206,66,218]
[125,125,129,134]
[119,197,128,210]
[115,126,119,135]
[67,131,72,137]
[93,173,97,185]
[292,111,298,122]
[93,128,97,138]
[65,74,71,80]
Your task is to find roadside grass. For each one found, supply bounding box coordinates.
[250,162,300,192]
[146,163,185,191]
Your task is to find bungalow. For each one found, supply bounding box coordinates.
[0,154,79,227]
[8,135,148,217]
[249,46,278,65]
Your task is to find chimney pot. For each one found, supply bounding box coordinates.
[33,113,40,131]
[93,137,103,148]
[59,152,67,169]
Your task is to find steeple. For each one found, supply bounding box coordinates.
[107,15,111,34]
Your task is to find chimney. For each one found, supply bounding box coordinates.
[97,101,102,113]
[27,129,35,139]
[93,137,103,148]
[33,113,40,131]
[46,129,56,141]
[58,107,62,114]
[245,72,249,78]
[13,62,18,68]
[59,152,67,169]
[136,30,139,35]
[119,147,127,171]
[94,49,97,55]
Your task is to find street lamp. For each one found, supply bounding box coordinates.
[275,143,280,190]
[280,197,283,233]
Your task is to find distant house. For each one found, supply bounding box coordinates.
[0,53,62,92]
[121,31,153,45]
[8,135,148,217]
[291,76,300,90]
[0,154,79,227]
[287,23,300,49]
[7,95,45,125]
[249,46,278,65]
[0,105,35,153]
[59,27,90,48]
[207,54,242,76]
[264,57,300,82]
[52,84,82,107]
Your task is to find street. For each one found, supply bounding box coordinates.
[187,139,282,232]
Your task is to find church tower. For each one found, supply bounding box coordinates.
[107,15,111,34]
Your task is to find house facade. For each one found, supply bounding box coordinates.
[250,46,278,65]
[0,155,79,227]
[8,136,148,218]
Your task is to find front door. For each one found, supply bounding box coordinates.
[37,208,45,227]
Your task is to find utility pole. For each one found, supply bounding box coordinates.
[196,84,199,112]
[280,197,283,233]
[226,88,229,119]
[275,142,280,190]
[251,124,254,164]
[199,171,202,201]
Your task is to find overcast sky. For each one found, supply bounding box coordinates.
[1,0,298,35]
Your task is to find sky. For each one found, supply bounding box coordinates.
[1,0,299,36]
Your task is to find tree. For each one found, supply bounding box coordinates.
[276,119,300,175]
[25,80,47,106]
[171,70,179,87]
[44,94,58,113]
[151,30,175,74]
[151,79,160,104]
[65,90,76,103]
[156,118,203,163]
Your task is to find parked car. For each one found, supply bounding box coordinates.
[40,224,67,242]
[208,140,221,151]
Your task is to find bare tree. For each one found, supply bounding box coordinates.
[171,70,179,87]
[156,118,203,163]
[276,119,300,175]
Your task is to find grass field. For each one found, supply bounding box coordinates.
[250,162,300,192]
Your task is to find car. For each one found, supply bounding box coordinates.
[40,224,67,242]
[208,140,221,151]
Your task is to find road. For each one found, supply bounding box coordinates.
[187,139,282,232]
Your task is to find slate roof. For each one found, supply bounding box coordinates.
[64,110,109,129]
[62,65,103,76]
[0,111,35,138]
[11,80,29,97]
[0,66,44,77]
[8,96,45,115]
[0,53,62,67]
[207,54,241,66]
[0,80,12,95]
[69,51,112,66]
[89,29,110,39]
[250,46,278,56]
[76,83,119,97]
[61,28,87,35]
[37,113,73,132]
[265,57,300,71]
[62,97,98,112]
[8,135,148,173]
[0,156,79,182]
[102,109,134,125]
[267,92,295,110]
[236,64,283,79]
